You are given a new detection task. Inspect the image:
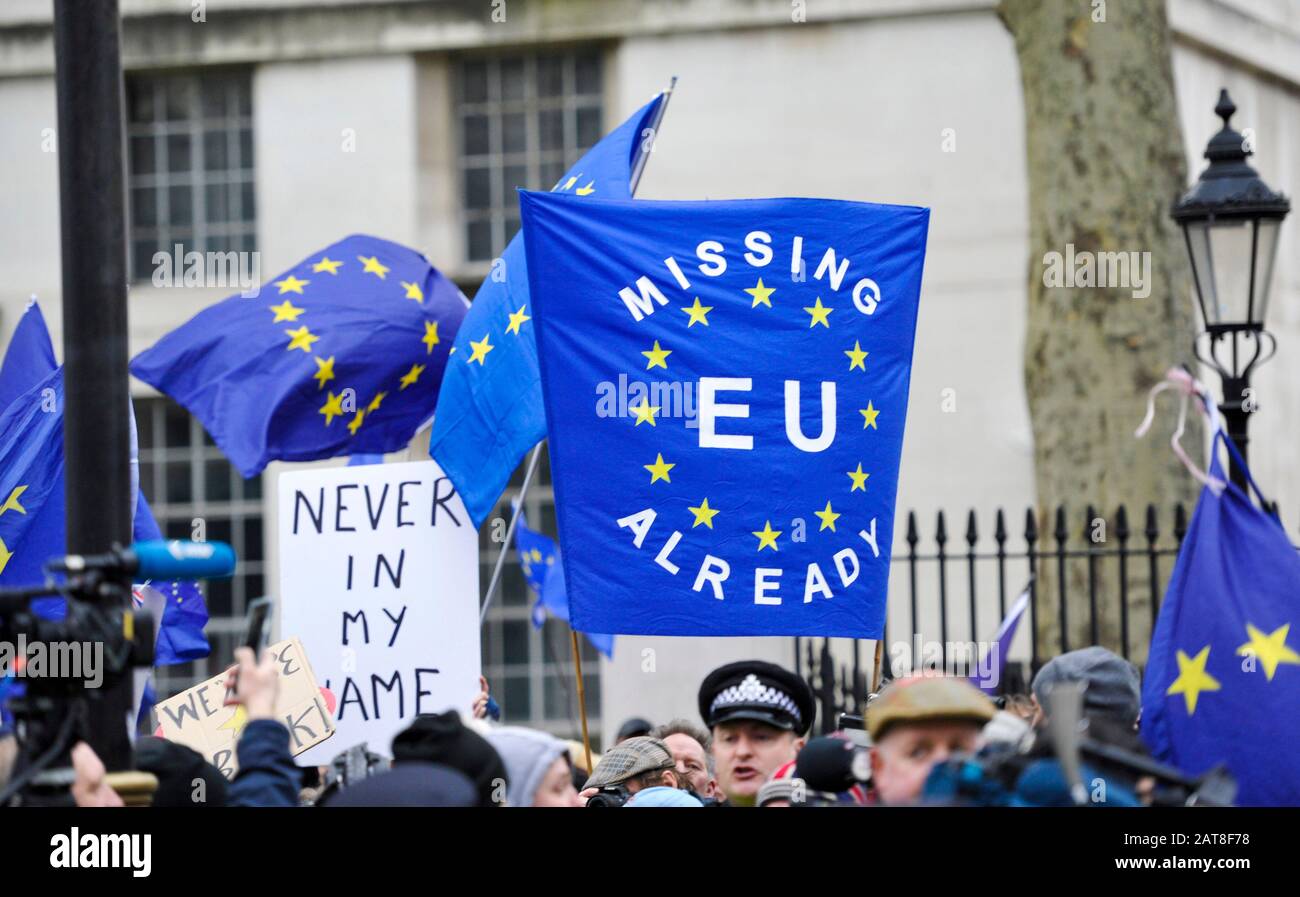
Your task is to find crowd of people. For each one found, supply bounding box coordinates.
[19,643,1207,807]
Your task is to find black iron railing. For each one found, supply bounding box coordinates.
[795,502,1199,735]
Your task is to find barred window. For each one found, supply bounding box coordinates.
[479,446,601,743]
[125,71,256,281]
[457,51,604,263]
[134,396,265,699]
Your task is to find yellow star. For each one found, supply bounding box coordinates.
[803,297,833,328]
[681,297,713,327]
[268,299,305,323]
[0,537,12,575]
[468,334,494,365]
[367,391,388,413]
[284,325,319,353]
[274,275,309,295]
[358,255,389,279]
[560,175,578,191]
[0,485,28,516]
[399,363,426,390]
[630,401,660,427]
[752,520,781,552]
[642,340,672,370]
[312,355,336,390]
[687,498,719,529]
[860,401,880,430]
[422,321,441,354]
[575,181,595,196]
[318,391,345,426]
[847,464,870,492]
[312,257,343,275]
[1166,645,1221,715]
[814,501,841,532]
[845,341,869,371]
[217,705,248,734]
[401,281,424,302]
[506,306,531,335]
[1237,623,1300,681]
[644,453,675,484]
[347,410,365,435]
[744,278,775,308]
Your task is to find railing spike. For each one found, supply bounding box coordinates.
[1115,504,1130,541]
[1024,507,1038,542]
[1054,505,1068,543]
[935,509,947,544]
[906,510,919,545]
[1174,503,1188,542]
[1144,504,1159,541]
[965,509,978,545]
[994,507,1007,543]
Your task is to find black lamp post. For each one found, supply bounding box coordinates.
[1172,89,1290,490]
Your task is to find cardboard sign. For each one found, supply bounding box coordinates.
[154,636,334,778]
[278,460,481,766]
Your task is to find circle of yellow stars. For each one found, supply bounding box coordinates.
[263,252,446,440]
[624,273,887,554]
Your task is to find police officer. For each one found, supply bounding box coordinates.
[698,660,815,807]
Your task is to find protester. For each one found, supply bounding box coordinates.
[135,736,228,807]
[319,763,478,807]
[1030,646,1141,729]
[614,717,653,743]
[651,719,720,801]
[487,726,584,807]
[70,741,124,808]
[697,660,815,807]
[389,710,508,807]
[867,676,996,805]
[223,646,302,808]
[582,736,686,806]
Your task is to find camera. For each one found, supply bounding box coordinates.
[585,785,630,807]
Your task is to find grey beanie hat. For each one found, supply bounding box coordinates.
[485,727,570,808]
[1032,646,1141,727]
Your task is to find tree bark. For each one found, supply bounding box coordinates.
[999,0,1201,663]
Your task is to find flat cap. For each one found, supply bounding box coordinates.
[583,736,675,790]
[698,660,815,736]
[867,676,996,740]
[1031,646,1141,727]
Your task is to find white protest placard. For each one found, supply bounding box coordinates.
[278,459,480,765]
[154,636,334,778]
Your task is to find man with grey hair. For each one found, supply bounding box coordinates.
[652,719,720,802]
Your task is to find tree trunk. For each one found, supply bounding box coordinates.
[999,0,1201,663]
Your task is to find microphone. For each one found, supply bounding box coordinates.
[795,736,871,793]
[48,540,237,581]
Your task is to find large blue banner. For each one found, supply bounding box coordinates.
[520,193,928,637]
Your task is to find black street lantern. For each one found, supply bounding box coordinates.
[1172,89,1290,489]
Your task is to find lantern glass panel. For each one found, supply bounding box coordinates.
[1252,218,1281,327]
[1186,218,1255,326]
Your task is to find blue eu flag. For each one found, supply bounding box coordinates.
[0,366,65,590]
[132,234,468,478]
[429,93,668,527]
[519,192,929,637]
[1142,431,1300,806]
[0,300,57,412]
[0,302,209,659]
[515,511,614,657]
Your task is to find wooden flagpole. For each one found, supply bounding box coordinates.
[570,628,593,772]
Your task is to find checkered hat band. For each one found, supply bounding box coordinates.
[709,674,802,726]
